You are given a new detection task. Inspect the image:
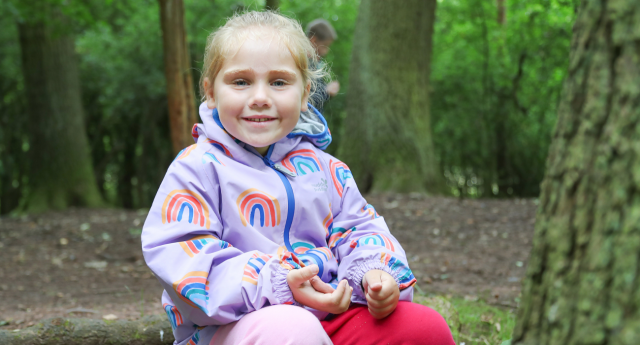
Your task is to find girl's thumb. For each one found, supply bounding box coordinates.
[290,265,319,283]
[299,265,319,280]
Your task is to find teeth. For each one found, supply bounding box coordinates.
[247,118,271,122]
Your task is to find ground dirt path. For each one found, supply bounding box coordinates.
[0,194,536,329]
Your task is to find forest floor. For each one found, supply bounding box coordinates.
[0,194,536,330]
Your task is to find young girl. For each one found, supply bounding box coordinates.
[142,11,455,345]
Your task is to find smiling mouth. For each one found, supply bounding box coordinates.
[244,118,275,122]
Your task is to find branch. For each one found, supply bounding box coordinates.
[0,315,174,345]
[511,52,528,116]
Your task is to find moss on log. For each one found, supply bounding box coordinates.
[0,315,174,345]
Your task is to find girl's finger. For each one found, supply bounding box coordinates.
[329,280,347,305]
[310,276,335,294]
[368,302,397,319]
[366,293,393,309]
[338,285,353,312]
[287,265,319,286]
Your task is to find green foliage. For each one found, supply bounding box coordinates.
[0,0,575,213]
[431,0,575,197]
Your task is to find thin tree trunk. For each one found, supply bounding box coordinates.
[158,0,197,155]
[265,0,279,11]
[497,0,506,25]
[17,14,103,212]
[513,0,640,343]
[338,0,445,193]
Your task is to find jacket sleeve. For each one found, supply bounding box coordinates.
[142,145,298,327]
[324,157,416,304]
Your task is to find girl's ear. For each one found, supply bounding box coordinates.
[300,81,311,112]
[204,77,216,109]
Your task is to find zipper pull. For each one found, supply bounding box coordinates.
[273,163,296,178]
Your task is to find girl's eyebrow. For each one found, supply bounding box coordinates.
[269,69,298,79]
[223,69,253,78]
[223,68,297,80]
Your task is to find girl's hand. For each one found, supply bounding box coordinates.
[362,269,400,319]
[286,265,352,314]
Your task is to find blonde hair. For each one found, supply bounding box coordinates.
[200,11,328,107]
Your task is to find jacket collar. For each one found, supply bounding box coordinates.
[196,102,332,162]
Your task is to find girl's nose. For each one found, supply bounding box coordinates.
[249,83,271,109]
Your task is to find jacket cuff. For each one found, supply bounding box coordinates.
[346,256,409,303]
[270,263,299,306]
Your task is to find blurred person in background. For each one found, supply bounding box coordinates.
[306,19,340,113]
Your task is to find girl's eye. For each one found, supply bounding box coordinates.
[233,80,248,86]
[272,80,287,87]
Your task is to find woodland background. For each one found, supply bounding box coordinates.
[0,0,576,214]
[6,0,640,344]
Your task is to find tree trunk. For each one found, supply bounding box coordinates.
[265,0,279,11]
[158,0,198,155]
[17,15,103,213]
[513,0,640,343]
[338,0,445,193]
[497,0,506,25]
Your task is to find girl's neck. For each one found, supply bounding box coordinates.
[254,145,270,156]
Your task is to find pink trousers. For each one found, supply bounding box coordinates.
[210,302,455,345]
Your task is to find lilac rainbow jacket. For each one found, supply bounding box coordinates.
[142,102,416,344]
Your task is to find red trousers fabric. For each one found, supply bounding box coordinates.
[320,302,456,345]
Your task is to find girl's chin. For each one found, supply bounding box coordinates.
[242,136,281,150]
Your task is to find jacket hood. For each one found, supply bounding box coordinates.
[196,102,332,155]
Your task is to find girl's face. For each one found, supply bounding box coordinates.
[205,34,310,155]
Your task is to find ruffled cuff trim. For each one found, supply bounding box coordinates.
[270,263,299,306]
[346,254,416,301]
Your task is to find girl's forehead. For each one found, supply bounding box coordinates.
[226,29,290,58]
[219,34,300,73]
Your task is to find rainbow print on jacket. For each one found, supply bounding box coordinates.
[236,188,281,227]
[175,145,197,161]
[380,252,416,290]
[202,152,224,166]
[350,233,396,252]
[242,252,273,285]
[362,204,380,219]
[322,209,333,237]
[179,234,232,258]
[191,124,200,141]
[277,246,305,270]
[327,227,355,249]
[330,160,353,198]
[205,139,233,158]
[280,149,323,175]
[172,271,210,313]
[162,190,211,229]
[186,331,200,345]
[297,247,333,277]
[292,242,315,254]
[163,303,183,330]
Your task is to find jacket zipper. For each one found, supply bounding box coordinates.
[257,145,325,277]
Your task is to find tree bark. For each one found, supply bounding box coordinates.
[17,13,103,213]
[513,0,640,343]
[265,0,279,11]
[338,0,445,193]
[158,0,198,155]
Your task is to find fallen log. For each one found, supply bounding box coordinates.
[0,315,174,345]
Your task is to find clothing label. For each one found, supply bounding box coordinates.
[313,178,328,192]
